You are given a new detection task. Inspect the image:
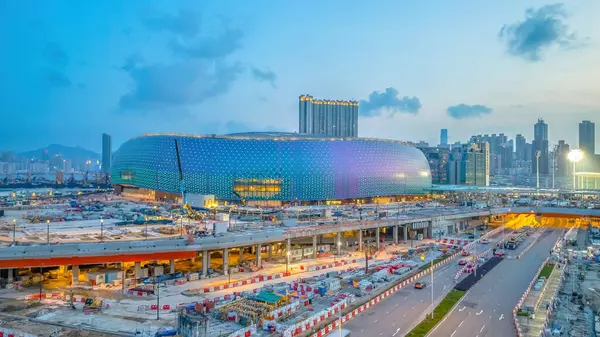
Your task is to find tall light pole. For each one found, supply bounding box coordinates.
[12,219,16,244]
[430,248,434,319]
[100,217,104,242]
[568,149,584,190]
[286,251,290,274]
[535,151,541,189]
[46,219,50,245]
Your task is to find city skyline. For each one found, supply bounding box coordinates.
[2,1,600,153]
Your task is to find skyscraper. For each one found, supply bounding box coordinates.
[465,142,490,187]
[532,118,549,175]
[298,95,359,137]
[102,133,112,174]
[440,129,448,146]
[515,134,526,161]
[555,140,571,177]
[579,120,595,156]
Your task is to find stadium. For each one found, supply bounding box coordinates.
[111,132,432,205]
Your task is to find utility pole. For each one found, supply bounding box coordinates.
[12,219,16,244]
[536,151,541,189]
[430,249,434,319]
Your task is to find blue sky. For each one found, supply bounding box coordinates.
[1,0,599,153]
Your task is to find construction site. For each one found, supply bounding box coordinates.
[548,221,600,337]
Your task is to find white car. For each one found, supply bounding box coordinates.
[480,238,490,244]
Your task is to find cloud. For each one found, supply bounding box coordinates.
[251,67,276,87]
[119,59,243,110]
[142,9,200,37]
[499,4,581,61]
[447,104,493,119]
[43,42,69,68]
[359,87,422,116]
[41,68,71,88]
[169,27,243,59]
[121,53,145,72]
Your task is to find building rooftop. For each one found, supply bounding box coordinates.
[138,132,413,145]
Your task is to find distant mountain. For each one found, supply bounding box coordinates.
[17,144,100,162]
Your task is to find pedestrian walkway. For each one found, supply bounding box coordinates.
[517,263,563,337]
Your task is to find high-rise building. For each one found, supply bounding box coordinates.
[532,118,549,175]
[555,140,571,177]
[579,120,595,156]
[515,134,526,161]
[298,95,359,137]
[440,129,448,146]
[469,133,509,173]
[102,133,112,174]
[418,146,450,184]
[465,142,490,186]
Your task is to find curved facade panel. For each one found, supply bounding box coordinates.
[111,133,432,201]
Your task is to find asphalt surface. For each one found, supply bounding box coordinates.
[343,234,502,337]
[427,229,561,337]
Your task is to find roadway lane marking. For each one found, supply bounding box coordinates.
[392,328,401,336]
[458,320,464,327]
[480,325,485,333]
[499,314,504,320]
[386,311,389,315]
[450,330,457,337]
[476,310,483,315]
[459,306,466,312]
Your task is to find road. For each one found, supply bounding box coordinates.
[343,234,503,337]
[428,229,561,337]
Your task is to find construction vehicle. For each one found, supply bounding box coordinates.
[83,298,103,313]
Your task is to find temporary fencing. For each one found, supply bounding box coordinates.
[227,324,257,337]
[303,250,462,337]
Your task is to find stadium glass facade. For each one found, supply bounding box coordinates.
[111,133,432,203]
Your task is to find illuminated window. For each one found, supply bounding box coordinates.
[120,171,134,180]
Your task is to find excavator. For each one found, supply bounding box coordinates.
[174,139,206,221]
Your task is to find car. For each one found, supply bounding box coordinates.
[495,251,505,257]
[458,260,467,266]
[462,251,470,256]
[414,281,427,289]
[480,238,490,244]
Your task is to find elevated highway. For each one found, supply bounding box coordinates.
[0,207,599,269]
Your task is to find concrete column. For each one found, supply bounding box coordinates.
[72,265,79,285]
[169,260,175,274]
[427,221,433,239]
[376,228,380,249]
[268,244,273,260]
[223,248,229,274]
[256,244,262,267]
[336,232,342,255]
[358,230,363,251]
[286,238,291,263]
[238,247,245,263]
[403,226,408,241]
[393,226,399,244]
[202,250,209,276]
[312,235,318,258]
[134,262,142,279]
[7,268,14,282]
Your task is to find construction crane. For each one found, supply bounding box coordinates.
[174,139,206,221]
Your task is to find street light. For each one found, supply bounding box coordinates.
[535,151,541,189]
[286,251,290,274]
[568,149,584,190]
[12,219,16,245]
[100,217,104,242]
[46,219,50,245]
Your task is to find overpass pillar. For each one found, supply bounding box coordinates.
[7,268,14,282]
[134,262,142,279]
[256,244,262,268]
[72,265,79,285]
[169,260,175,274]
[312,235,318,258]
[358,229,362,251]
[393,225,399,244]
[376,228,380,249]
[267,244,273,260]
[202,250,209,277]
[336,232,342,255]
[238,247,245,263]
[403,226,408,241]
[223,248,229,274]
[427,221,433,239]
